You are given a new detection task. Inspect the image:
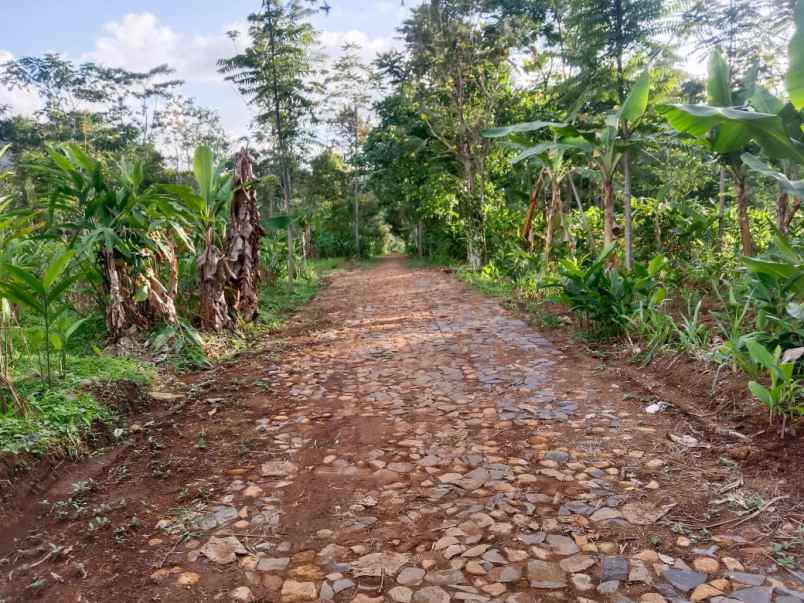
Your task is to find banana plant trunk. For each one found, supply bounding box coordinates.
[144,266,178,325]
[225,149,265,323]
[602,174,616,247]
[733,168,754,256]
[103,249,144,338]
[622,150,633,270]
[777,192,800,234]
[143,239,178,325]
[522,169,546,242]
[543,177,562,265]
[198,228,232,331]
[717,166,727,251]
[353,178,360,258]
[461,155,485,270]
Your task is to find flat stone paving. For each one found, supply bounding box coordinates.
[144,257,803,603]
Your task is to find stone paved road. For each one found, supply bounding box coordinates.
[4,257,801,603]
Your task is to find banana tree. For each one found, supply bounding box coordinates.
[737,1,804,233]
[224,149,264,322]
[657,50,803,255]
[482,122,588,264]
[164,145,234,331]
[41,144,191,338]
[613,70,651,269]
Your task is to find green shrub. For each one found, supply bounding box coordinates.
[542,244,667,338]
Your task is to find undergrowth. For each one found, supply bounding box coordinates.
[0,355,153,456]
[0,258,346,456]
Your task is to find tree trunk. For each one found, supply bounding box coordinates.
[622,150,633,270]
[654,199,663,248]
[104,250,130,338]
[198,228,233,331]
[717,166,727,251]
[103,250,144,339]
[522,169,546,242]
[461,155,484,270]
[416,221,424,258]
[353,185,360,258]
[734,169,754,256]
[225,149,265,323]
[300,225,308,264]
[144,266,178,325]
[777,192,790,233]
[568,173,595,254]
[777,188,800,235]
[602,175,616,247]
[543,177,562,265]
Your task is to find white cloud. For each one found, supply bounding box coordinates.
[0,50,43,117]
[86,12,236,85]
[318,29,399,64]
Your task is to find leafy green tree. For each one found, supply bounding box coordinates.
[564,0,664,105]
[219,0,317,290]
[323,43,376,257]
[397,0,522,268]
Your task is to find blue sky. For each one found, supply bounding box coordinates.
[0,1,420,137]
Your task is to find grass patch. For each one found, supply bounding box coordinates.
[0,354,153,456]
[258,257,347,330]
[457,268,519,302]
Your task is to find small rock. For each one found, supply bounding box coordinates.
[397,567,426,586]
[546,534,580,556]
[560,554,597,573]
[729,572,765,586]
[352,552,409,577]
[590,507,624,523]
[243,485,263,498]
[177,572,200,586]
[572,574,594,592]
[722,558,744,571]
[628,560,653,584]
[731,587,772,603]
[390,587,413,603]
[280,580,317,602]
[527,560,567,589]
[691,584,724,602]
[261,461,298,477]
[692,557,720,574]
[481,583,507,597]
[230,586,255,602]
[597,580,620,594]
[602,556,629,582]
[465,561,487,575]
[200,536,247,565]
[425,569,465,585]
[662,569,707,593]
[257,557,290,572]
[413,586,451,603]
[488,565,522,583]
[320,582,335,601]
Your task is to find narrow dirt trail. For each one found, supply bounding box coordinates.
[1,257,800,603]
